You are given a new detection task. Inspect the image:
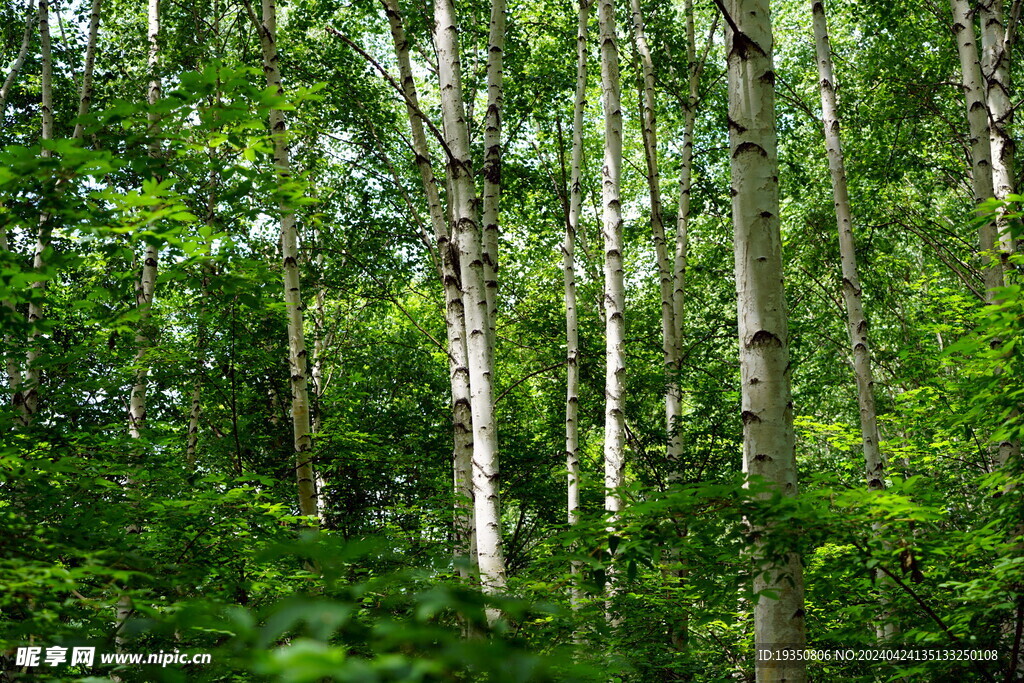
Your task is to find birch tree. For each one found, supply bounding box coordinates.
[127,0,161,443]
[23,0,55,423]
[0,0,35,124]
[978,0,1017,263]
[250,0,319,522]
[810,0,885,502]
[481,0,505,348]
[599,0,626,611]
[723,0,806,678]
[950,0,1003,298]
[433,0,507,598]
[565,0,591,610]
[811,0,896,641]
[380,0,477,576]
[630,0,681,472]
[674,1,716,370]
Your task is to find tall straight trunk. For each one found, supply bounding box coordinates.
[979,0,1017,263]
[128,0,160,442]
[674,0,706,366]
[724,0,806,680]
[311,245,328,527]
[118,0,159,647]
[23,0,55,422]
[599,0,626,613]
[0,0,35,124]
[974,0,1021,470]
[0,4,35,422]
[811,0,894,641]
[381,0,477,577]
[630,0,681,471]
[565,0,592,611]
[810,0,885,500]
[71,0,102,141]
[433,0,506,598]
[951,0,1003,299]
[2,230,28,426]
[253,0,318,521]
[481,0,505,349]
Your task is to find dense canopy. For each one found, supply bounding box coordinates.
[1,0,1022,680]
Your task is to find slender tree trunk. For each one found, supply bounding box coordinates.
[951,0,1003,299]
[381,0,477,577]
[0,3,36,423]
[433,0,506,600]
[252,0,318,522]
[674,0,710,368]
[0,0,35,124]
[599,0,626,618]
[630,0,681,474]
[811,0,885,505]
[979,0,1017,265]
[2,229,28,426]
[310,226,330,528]
[23,0,55,422]
[117,0,159,648]
[566,0,592,611]
[811,0,894,641]
[724,0,806,679]
[481,0,505,350]
[71,0,102,141]
[128,0,161,443]
[978,10,1024,676]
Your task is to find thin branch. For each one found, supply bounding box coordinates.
[710,0,740,39]
[325,26,456,166]
[495,361,566,404]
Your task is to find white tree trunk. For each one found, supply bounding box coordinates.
[951,0,1003,299]
[254,0,319,521]
[725,0,806,679]
[381,0,477,577]
[599,0,626,618]
[481,0,506,349]
[979,0,1017,264]
[24,0,55,422]
[128,0,161,442]
[0,4,35,422]
[71,0,103,141]
[811,0,885,497]
[566,0,592,611]
[0,1,35,123]
[812,0,895,641]
[630,0,681,474]
[433,0,507,601]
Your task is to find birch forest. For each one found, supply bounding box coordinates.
[1,0,1023,679]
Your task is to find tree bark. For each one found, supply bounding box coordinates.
[599,0,626,617]
[253,0,319,522]
[565,0,592,611]
[433,0,507,602]
[71,0,103,141]
[811,0,894,641]
[951,0,1003,299]
[630,0,682,474]
[381,0,477,578]
[128,0,161,443]
[481,0,506,350]
[23,0,55,422]
[724,0,807,679]
[979,0,1017,265]
[811,0,885,500]
[0,0,35,124]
